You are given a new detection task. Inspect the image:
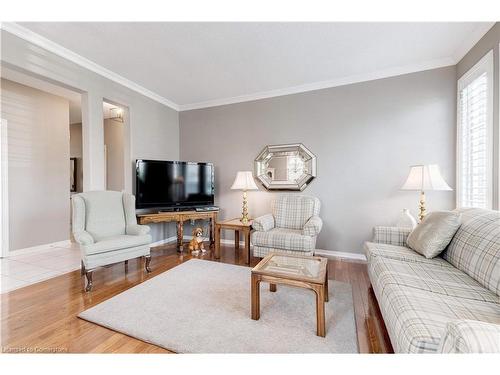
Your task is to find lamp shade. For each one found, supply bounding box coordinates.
[401,164,452,191]
[230,171,258,191]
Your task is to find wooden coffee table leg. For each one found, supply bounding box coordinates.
[215,225,221,259]
[251,273,261,320]
[325,268,329,302]
[269,283,277,292]
[314,285,326,337]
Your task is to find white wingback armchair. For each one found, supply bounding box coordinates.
[251,195,323,258]
[72,191,152,291]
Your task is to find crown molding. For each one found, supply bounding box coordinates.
[452,22,496,63]
[2,22,493,113]
[0,22,180,111]
[179,57,456,111]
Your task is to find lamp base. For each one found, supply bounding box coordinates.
[240,191,250,224]
[418,191,426,222]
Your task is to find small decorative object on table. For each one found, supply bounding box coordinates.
[397,208,417,229]
[188,227,206,255]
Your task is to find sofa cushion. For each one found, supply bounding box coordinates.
[251,228,315,251]
[364,241,451,266]
[82,234,152,255]
[272,195,320,230]
[369,257,500,353]
[369,256,499,304]
[442,208,500,296]
[407,211,462,259]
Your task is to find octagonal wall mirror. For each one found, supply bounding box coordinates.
[254,143,317,191]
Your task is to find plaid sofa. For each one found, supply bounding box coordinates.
[251,195,322,258]
[365,208,500,353]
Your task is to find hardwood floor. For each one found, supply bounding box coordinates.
[0,244,393,353]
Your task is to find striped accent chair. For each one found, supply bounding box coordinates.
[365,208,500,353]
[251,195,322,258]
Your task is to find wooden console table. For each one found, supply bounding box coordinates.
[137,210,218,251]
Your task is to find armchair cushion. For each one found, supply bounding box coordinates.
[273,195,320,230]
[438,320,500,353]
[251,228,315,252]
[82,234,152,255]
[373,226,412,247]
[80,191,127,241]
[303,216,323,236]
[126,224,151,236]
[252,214,275,232]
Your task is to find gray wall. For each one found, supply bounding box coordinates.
[1,79,70,250]
[457,23,500,210]
[104,118,124,191]
[180,66,457,254]
[1,30,179,247]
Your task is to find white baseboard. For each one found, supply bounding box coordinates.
[151,236,245,248]
[150,236,178,248]
[6,239,72,257]
[150,236,366,261]
[314,249,367,261]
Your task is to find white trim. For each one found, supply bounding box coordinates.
[456,50,494,209]
[0,119,9,257]
[150,236,178,248]
[4,22,490,114]
[0,22,470,114]
[6,240,72,257]
[0,22,179,111]
[498,43,500,211]
[452,23,495,63]
[179,57,455,111]
[150,236,244,248]
[149,236,367,261]
[313,249,367,261]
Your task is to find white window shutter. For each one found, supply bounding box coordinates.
[457,50,494,209]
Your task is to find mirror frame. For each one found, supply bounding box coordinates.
[254,143,317,191]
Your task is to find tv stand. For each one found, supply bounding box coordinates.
[137,209,219,252]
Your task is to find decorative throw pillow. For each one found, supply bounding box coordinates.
[407,211,462,259]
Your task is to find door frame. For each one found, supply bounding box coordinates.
[1,118,9,257]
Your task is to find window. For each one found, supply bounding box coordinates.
[457,50,494,209]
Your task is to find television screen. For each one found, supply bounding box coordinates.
[135,160,214,209]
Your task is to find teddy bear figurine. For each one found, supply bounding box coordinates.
[188,227,206,255]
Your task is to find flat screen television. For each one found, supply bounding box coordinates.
[135,160,214,210]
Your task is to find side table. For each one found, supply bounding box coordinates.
[215,218,252,264]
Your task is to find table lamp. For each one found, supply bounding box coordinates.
[231,171,258,224]
[401,164,452,222]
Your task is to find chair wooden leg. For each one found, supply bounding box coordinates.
[85,270,93,292]
[80,260,85,276]
[145,255,152,273]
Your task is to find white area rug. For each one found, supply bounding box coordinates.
[79,259,358,353]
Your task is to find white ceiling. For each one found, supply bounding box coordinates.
[15,22,495,110]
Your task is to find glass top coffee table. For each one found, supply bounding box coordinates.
[251,253,329,337]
